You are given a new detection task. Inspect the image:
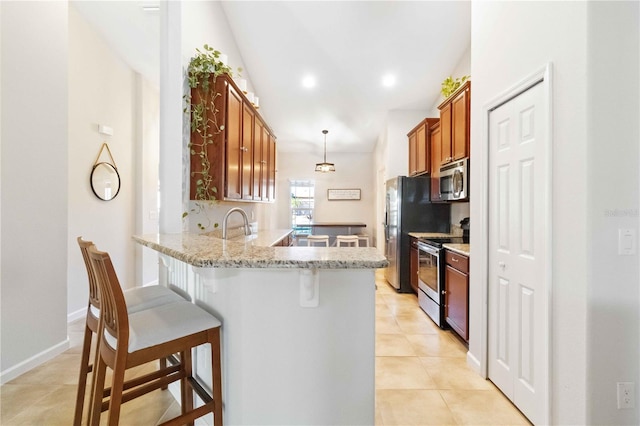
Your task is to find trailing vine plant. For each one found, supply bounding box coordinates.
[182,44,241,230]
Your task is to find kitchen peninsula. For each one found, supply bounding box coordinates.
[133,230,387,425]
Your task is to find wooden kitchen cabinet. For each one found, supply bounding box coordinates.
[410,237,419,295]
[268,134,276,201]
[189,74,276,202]
[273,232,293,247]
[444,250,469,341]
[407,118,439,176]
[429,122,443,202]
[438,80,470,165]
[224,83,243,200]
[253,118,271,201]
[241,103,255,200]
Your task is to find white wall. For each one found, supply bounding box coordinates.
[276,152,376,243]
[585,2,639,424]
[468,1,639,424]
[0,1,69,381]
[67,6,142,318]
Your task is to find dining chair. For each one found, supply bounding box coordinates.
[87,244,223,426]
[307,235,330,247]
[336,235,359,247]
[74,237,185,426]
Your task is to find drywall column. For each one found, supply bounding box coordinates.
[0,1,69,383]
[586,2,640,424]
[159,1,184,233]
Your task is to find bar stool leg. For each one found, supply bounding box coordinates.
[89,354,108,426]
[73,322,94,426]
[107,358,127,426]
[211,329,223,426]
[180,349,195,426]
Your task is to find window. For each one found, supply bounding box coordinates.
[290,180,314,235]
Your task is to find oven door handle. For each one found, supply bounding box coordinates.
[417,242,440,256]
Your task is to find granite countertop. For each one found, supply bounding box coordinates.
[203,228,293,247]
[407,232,471,256]
[443,243,470,257]
[133,231,388,269]
[408,232,455,239]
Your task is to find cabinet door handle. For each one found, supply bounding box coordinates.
[452,258,459,262]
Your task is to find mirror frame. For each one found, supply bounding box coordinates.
[90,162,121,201]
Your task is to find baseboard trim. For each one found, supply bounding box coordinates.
[0,339,70,385]
[467,350,483,376]
[67,306,86,323]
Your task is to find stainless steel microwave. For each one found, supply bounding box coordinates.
[439,158,468,201]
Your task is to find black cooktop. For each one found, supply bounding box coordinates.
[419,236,468,248]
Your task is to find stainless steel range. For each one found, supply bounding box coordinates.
[417,236,466,328]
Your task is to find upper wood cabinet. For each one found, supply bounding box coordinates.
[408,118,439,176]
[429,122,443,202]
[438,80,470,166]
[189,74,276,202]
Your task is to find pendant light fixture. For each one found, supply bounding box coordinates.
[315,129,335,172]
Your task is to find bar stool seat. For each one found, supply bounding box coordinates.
[87,245,223,426]
[307,235,330,247]
[336,235,359,247]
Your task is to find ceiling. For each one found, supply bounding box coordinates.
[72,1,471,154]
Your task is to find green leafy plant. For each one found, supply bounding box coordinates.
[441,75,470,99]
[182,44,241,230]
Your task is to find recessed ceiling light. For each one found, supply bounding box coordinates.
[382,74,396,87]
[302,75,316,89]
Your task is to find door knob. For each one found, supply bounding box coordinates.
[498,262,506,270]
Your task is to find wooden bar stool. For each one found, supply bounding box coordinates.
[307,235,330,247]
[87,245,223,426]
[336,235,359,247]
[74,237,186,426]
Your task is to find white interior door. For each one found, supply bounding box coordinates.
[488,79,549,424]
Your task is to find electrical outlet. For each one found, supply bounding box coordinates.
[617,382,635,409]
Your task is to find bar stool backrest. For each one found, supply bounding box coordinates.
[307,235,330,247]
[78,237,101,315]
[88,246,130,352]
[336,235,359,247]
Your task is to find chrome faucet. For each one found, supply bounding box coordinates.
[222,207,252,239]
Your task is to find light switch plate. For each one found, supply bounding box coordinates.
[618,229,636,255]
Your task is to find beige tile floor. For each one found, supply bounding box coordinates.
[0,269,530,425]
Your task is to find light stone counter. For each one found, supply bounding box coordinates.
[133,232,388,269]
[408,232,455,239]
[443,243,471,257]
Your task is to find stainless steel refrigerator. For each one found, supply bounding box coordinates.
[383,176,450,293]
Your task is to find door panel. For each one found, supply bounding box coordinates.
[241,103,254,200]
[488,80,547,424]
[226,85,243,199]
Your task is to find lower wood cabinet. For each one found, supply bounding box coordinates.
[273,233,293,247]
[444,250,469,341]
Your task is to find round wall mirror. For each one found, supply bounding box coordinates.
[91,162,121,201]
